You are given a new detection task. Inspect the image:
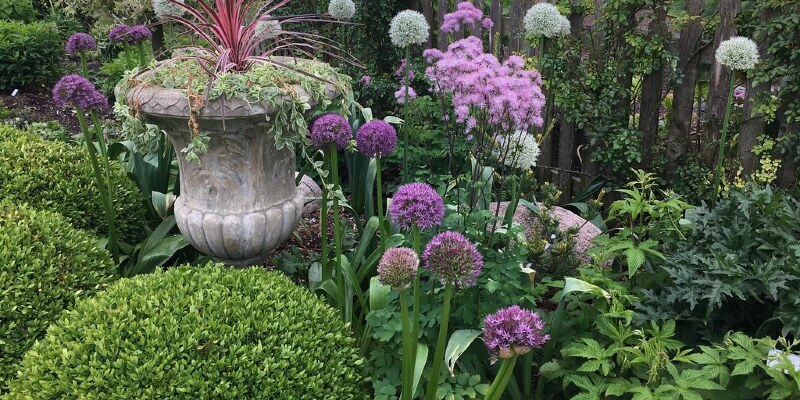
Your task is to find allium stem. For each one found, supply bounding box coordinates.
[410,225,422,378]
[321,152,330,279]
[504,175,519,250]
[123,44,133,69]
[375,157,386,252]
[330,143,346,319]
[79,53,89,78]
[423,283,454,400]
[713,72,736,202]
[76,109,119,264]
[136,41,148,68]
[399,290,414,400]
[485,355,519,400]
[534,297,565,400]
[402,47,411,183]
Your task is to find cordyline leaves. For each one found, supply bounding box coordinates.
[165,0,360,76]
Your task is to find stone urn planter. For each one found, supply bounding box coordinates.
[124,58,344,266]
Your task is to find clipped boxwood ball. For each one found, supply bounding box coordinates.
[0,126,147,243]
[0,202,117,390]
[5,264,371,399]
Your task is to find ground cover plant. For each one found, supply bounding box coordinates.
[0,0,798,398]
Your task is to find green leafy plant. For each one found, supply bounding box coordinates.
[0,202,117,391]
[5,264,371,398]
[0,0,34,21]
[0,20,62,89]
[0,126,147,244]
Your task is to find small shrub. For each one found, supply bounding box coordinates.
[0,202,117,390]
[0,0,34,22]
[0,125,147,243]
[6,264,371,399]
[0,20,62,89]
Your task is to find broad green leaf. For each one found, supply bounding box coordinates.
[413,343,429,397]
[368,276,390,312]
[445,329,481,376]
[561,277,611,301]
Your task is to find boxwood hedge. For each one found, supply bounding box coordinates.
[0,20,61,89]
[5,264,371,399]
[0,126,147,243]
[0,202,117,391]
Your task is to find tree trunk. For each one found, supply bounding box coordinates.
[666,0,704,169]
[639,4,668,169]
[703,0,741,166]
[777,121,798,189]
[556,1,585,199]
[437,0,448,49]
[422,0,434,48]
[490,0,501,54]
[508,0,528,53]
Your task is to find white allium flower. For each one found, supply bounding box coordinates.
[328,0,356,20]
[152,0,185,20]
[254,16,282,40]
[504,130,541,170]
[715,36,760,71]
[524,3,568,38]
[556,15,571,36]
[389,10,430,48]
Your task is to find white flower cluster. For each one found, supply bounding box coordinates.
[152,0,185,20]
[328,0,356,20]
[504,130,541,170]
[716,36,760,71]
[254,16,281,40]
[523,3,570,38]
[389,10,430,48]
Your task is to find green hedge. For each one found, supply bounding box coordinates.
[0,0,34,22]
[0,202,117,390]
[0,20,61,89]
[0,126,147,243]
[5,264,371,399]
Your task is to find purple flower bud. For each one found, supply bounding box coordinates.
[109,24,130,44]
[309,113,351,151]
[422,231,483,288]
[65,33,97,56]
[127,25,153,43]
[52,74,108,113]
[359,75,372,86]
[482,305,549,362]
[377,247,419,290]
[357,120,397,158]
[482,17,494,29]
[389,182,444,230]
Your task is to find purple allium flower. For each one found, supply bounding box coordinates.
[65,33,97,56]
[52,74,108,112]
[483,305,549,361]
[395,85,417,105]
[441,2,484,33]
[422,231,483,288]
[359,75,372,86]
[389,182,444,230]
[309,113,351,150]
[377,247,419,290]
[357,120,397,158]
[109,24,130,44]
[127,25,153,43]
[482,17,494,29]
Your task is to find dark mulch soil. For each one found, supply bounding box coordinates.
[0,86,81,133]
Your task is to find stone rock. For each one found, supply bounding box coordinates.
[297,174,322,216]
[489,201,602,261]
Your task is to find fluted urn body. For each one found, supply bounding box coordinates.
[125,59,341,266]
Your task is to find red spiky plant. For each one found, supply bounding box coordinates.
[165,0,357,75]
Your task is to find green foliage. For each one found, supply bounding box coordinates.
[0,0,34,22]
[639,185,800,338]
[5,264,371,399]
[26,120,69,142]
[0,202,117,391]
[0,125,147,243]
[0,20,62,89]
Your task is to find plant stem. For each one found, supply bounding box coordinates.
[485,355,519,400]
[522,352,533,398]
[375,157,386,252]
[330,143,345,318]
[400,290,414,400]
[136,41,148,68]
[79,53,88,78]
[713,72,736,202]
[423,283,454,400]
[410,225,422,382]
[76,110,119,263]
[504,175,519,250]
[321,151,330,279]
[123,45,133,70]
[534,297,566,400]
[402,46,411,183]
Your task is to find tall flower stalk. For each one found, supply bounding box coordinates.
[52,75,120,263]
[421,231,483,400]
[65,33,96,78]
[356,120,398,251]
[712,36,759,201]
[389,10,429,182]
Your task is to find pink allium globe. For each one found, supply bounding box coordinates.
[377,247,419,290]
[357,120,397,158]
[422,231,483,288]
[52,75,108,112]
[483,305,549,361]
[65,33,97,56]
[389,182,444,230]
[309,113,351,150]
